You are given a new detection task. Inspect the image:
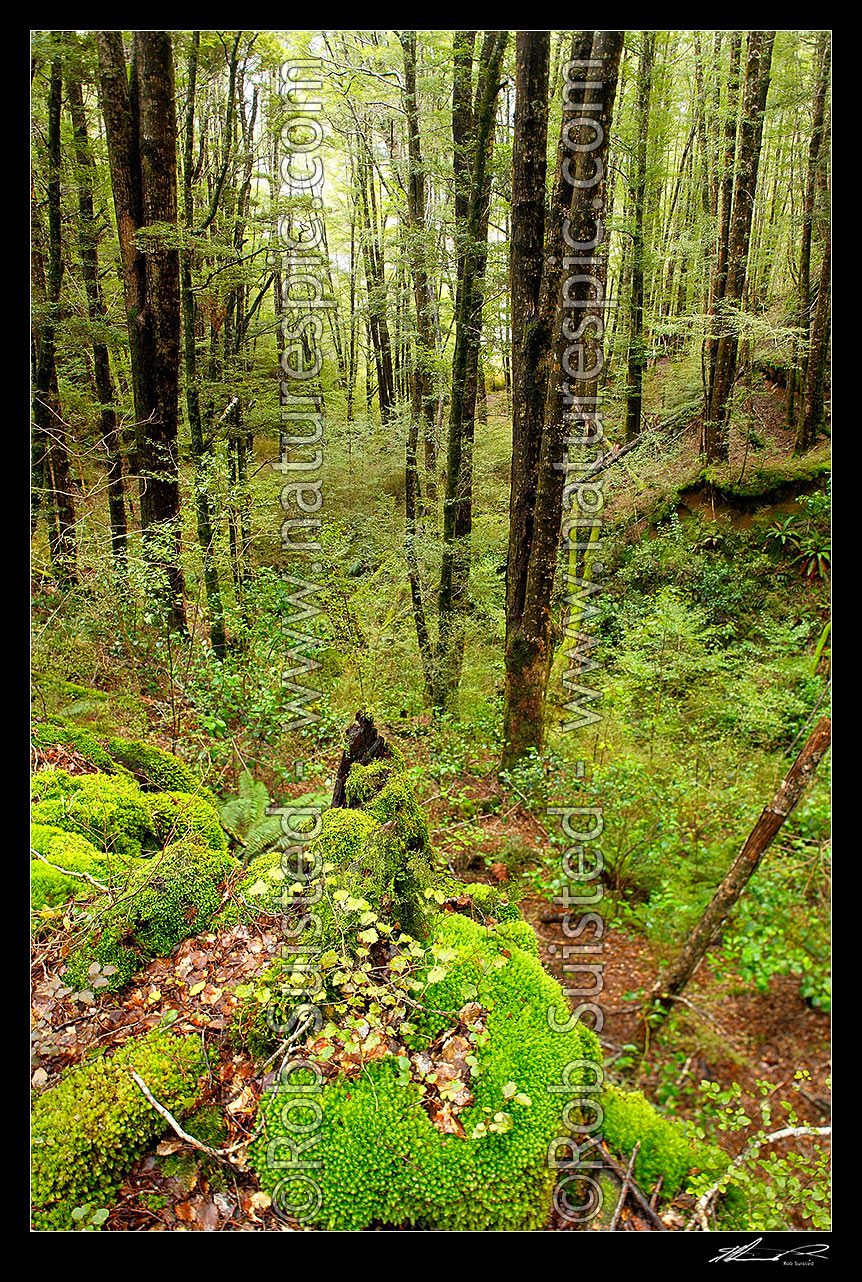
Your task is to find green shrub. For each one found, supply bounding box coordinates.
[31,1030,204,1230]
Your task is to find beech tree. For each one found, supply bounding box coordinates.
[97,31,186,631]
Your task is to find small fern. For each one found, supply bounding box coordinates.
[220,772,283,867]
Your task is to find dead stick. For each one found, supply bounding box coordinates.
[609,1140,640,1231]
[600,1146,667,1231]
[130,1071,259,1162]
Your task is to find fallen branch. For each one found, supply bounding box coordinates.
[650,717,831,1023]
[599,1146,667,1231]
[130,1070,260,1162]
[609,1140,640,1231]
[686,1124,832,1231]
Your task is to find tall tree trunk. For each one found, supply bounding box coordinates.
[436,30,508,712]
[181,31,226,659]
[791,33,830,445]
[624,33,655,443]
[66,66,128,569]
[502,31,623,768]
[399,29,440,500]
[705,31,775,462]
[32,44,78,587]
[798,227,831,449]
[97,31,186,631]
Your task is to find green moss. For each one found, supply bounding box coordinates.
[601,1083,729,1197]
[31,770,157,861]
[65,838,239,991]
[31,1030,204,1231]
[312,755,437,944]
[30,824,109,911]
[253,911,602,1231]
[31,720,129,775]
[149,791,227,852]
[106,738,218,808]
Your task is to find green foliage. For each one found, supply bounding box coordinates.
[687,1076,831,1230]
[31,1030,204,1231]
[65,838,239,991]
[220,770,285,865]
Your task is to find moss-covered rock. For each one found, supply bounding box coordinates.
[31,1030,204,1230]
[30,823,110,911]
[254,910,601,1231]
[65,838,239,991]
[250,729,603,1231]
[105,737,218,808]
[149,791,227,852]
[31,720,129,775]
[601,1083,729,1197]
[31,770,157,861]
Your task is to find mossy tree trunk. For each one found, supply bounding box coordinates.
[97,31,186,632]
[502,31,623,770]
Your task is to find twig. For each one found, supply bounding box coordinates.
[686,1124,832,1231]
[599,1147,667,1231]
[609,1140,640,1231]
[260,1012,315,1072]
[31,848,108,894]
[130,1070,260,1162]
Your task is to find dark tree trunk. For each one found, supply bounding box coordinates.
[705,31,775,462]
[181,32,226,659]
[32,44,78,587]
[502,31,623,769]
[97,31,186,631]
[798,228,831,449]
[437,30,508,712]
[624,33,655,444]
[66,67,128,569]
[792,34,830,446]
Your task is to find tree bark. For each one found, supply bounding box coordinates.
[792,33,830,447]
[650,716,832,1017]
[705,31,775,462]
[437,30,508,712]
[32,44,78,587]
[502,31,623,768]
[624,33,655,443]
[66,66,128,569]
[97,31,186,631]
[181,31,226,659]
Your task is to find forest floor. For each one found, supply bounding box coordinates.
[30,746,830,1232]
